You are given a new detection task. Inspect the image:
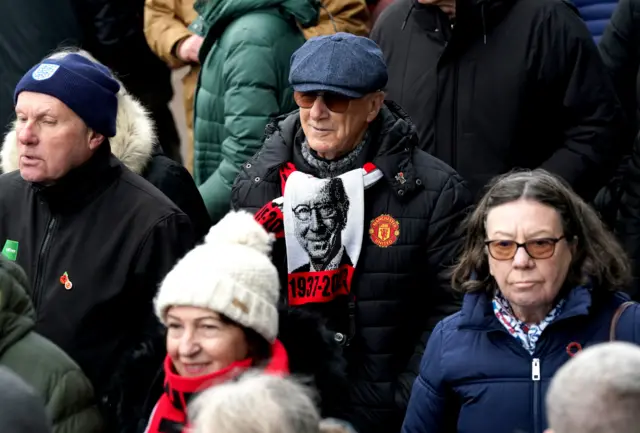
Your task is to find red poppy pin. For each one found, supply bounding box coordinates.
[59,272,73,290]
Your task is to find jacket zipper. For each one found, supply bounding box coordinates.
[532,358,541,433]
[32,216,57,313]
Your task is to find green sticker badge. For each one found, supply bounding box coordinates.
[1,240,19,261]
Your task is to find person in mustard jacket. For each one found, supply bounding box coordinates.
[144,0,200,174]
[143,0,370,175]
[302,0,371,38]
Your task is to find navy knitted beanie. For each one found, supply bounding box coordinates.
[14,53,120,137]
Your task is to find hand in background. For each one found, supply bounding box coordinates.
[177,34,204,63]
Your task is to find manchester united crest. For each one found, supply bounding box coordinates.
[369,214,400,248]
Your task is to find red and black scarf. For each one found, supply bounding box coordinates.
[255,162,382,307]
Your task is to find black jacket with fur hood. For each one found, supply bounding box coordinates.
[0,142,194,432]
[0,82,203,432]
[1,82,211,242]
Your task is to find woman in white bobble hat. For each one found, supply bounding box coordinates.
[143,211,290,433]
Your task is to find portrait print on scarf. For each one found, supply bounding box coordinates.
[255,162,382,306]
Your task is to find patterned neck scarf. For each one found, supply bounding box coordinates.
[492,291,566,355]
[300,132,368,179]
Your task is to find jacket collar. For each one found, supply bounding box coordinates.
[244,101,422,201]
[32,142,122,214]
[458,284,595,331]
[405,0,516,47]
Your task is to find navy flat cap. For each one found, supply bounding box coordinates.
[289,32,388,99]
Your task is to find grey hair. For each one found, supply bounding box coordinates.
[189,372,322,433]
[546,342,640,433]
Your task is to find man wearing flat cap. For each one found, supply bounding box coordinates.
[232,33,472,433]
[0,53,195,430]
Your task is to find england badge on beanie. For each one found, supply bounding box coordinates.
[32,64,60,81]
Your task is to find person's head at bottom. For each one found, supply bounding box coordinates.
[155,211,283,377]
[545,342,640,433]
[189,372,357,433]
[289,33,387,161]
[0,366,52,433]
[12,53,119,185]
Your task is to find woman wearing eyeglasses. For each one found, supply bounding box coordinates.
[401,169,640,433]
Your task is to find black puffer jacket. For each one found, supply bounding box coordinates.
[371,0,625,201]
[232,102,472,433]
[600,0,640,146]
[616,133,640,300]
[596,0,640,230]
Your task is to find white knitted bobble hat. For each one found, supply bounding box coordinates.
[155,211,280,342]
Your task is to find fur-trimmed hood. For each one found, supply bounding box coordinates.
[1,86,155,175]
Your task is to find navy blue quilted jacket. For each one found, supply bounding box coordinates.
[401,285,640,433]
[572,0,618,43]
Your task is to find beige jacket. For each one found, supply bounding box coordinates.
[144,0,199,173]
[303,0,370,38]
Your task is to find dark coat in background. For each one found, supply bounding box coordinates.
[371,0,625,201]
[616,133,640,300]
[73,0,182,162]
[599,0,640,295]
[0,0,82,134]
[232,102,471,433]
[596,0,640,230]
[599,0,640,145]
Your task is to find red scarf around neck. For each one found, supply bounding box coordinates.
[145,340,289,433]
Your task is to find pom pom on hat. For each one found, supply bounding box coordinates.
[155,211,280,343]
[204,210,274,255]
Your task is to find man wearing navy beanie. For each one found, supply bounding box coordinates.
[0,53,195,431]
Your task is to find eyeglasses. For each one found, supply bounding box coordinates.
[293,203,337,221]
[293,91,353,113]
[484,236,566,260]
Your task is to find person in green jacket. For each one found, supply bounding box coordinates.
[192,0,319,223]
[0,256,103,433]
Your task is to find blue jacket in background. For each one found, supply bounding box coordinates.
[401,285,640,433]
[572,0,618,44]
